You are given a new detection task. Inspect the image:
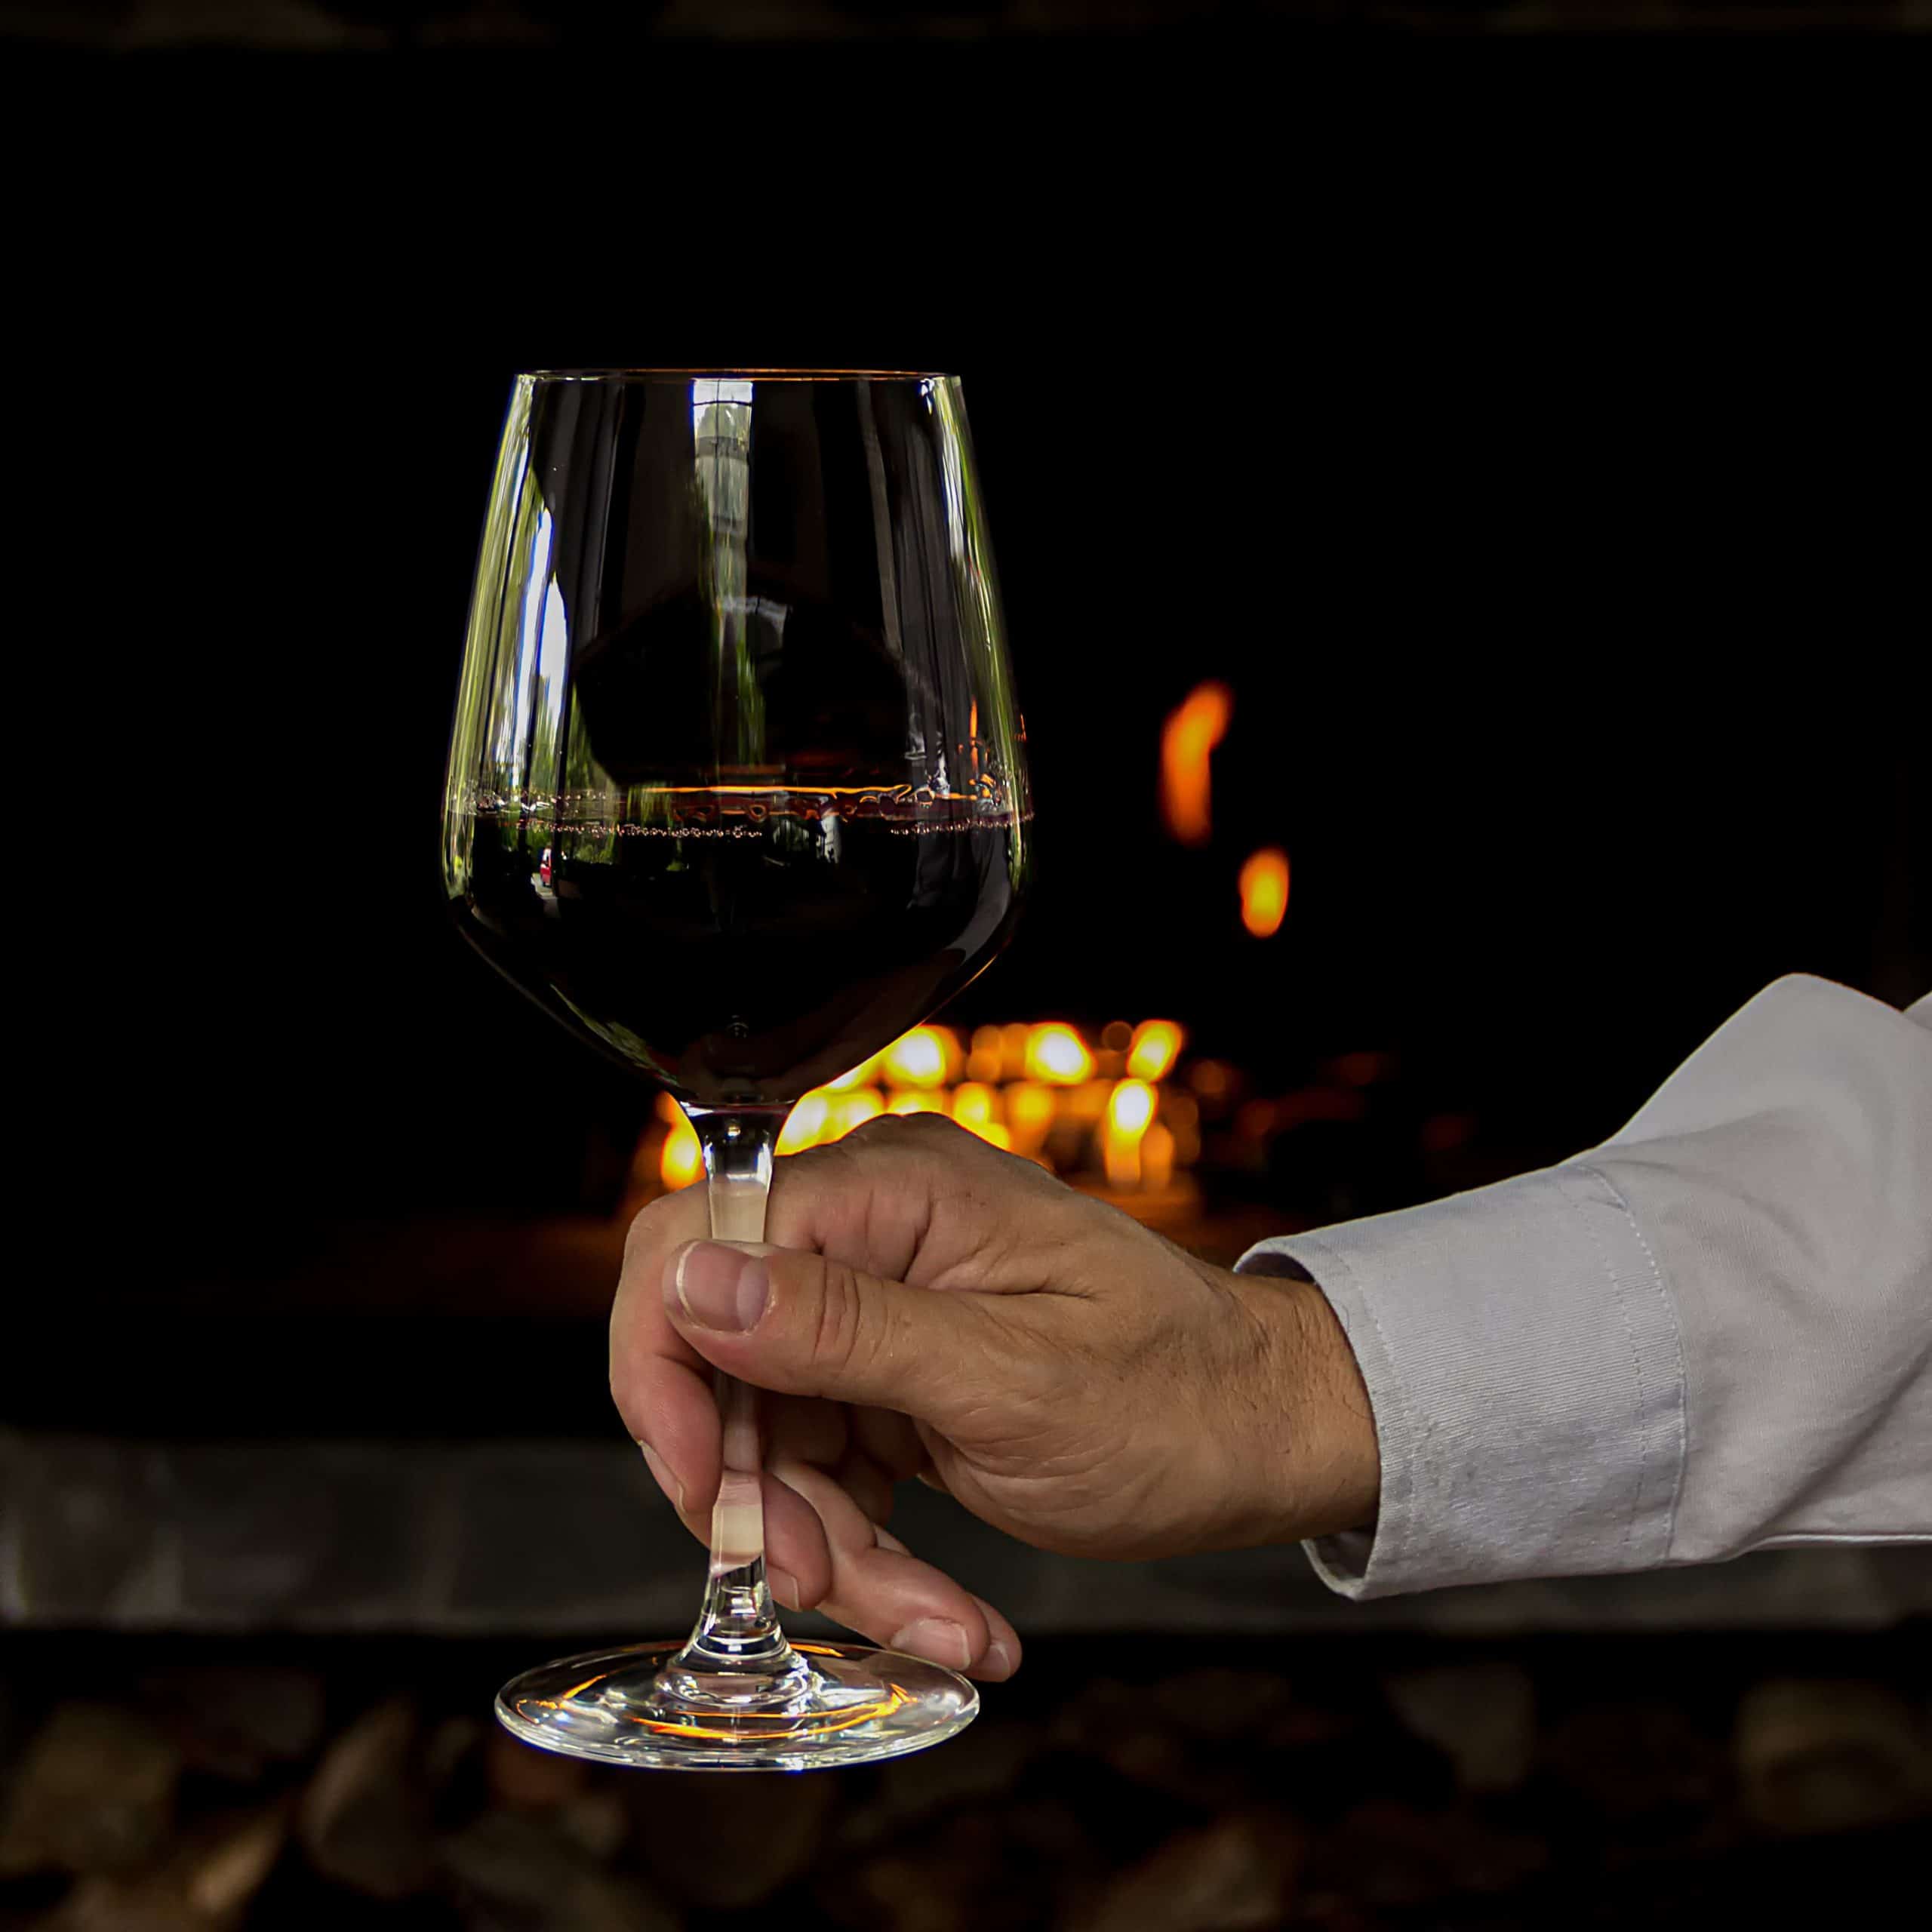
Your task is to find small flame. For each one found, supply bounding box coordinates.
[950,1082,998,1130]
[1238,848,1290,938]
[1024,1023,1094,1086]
[660,1110,703,1189]
[1161,681,1231,845]
[1125,1020,1185,1082]
[1103,1078,1157,1188]
[881,1026,952,1089]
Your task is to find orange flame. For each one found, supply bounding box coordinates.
[660,1110,703,1189]
[1103,1078,1157,1188]
[1161,682,1231,845]
[1023,1023,1094,1086]
[1238,848,1290,938]
[1126,1020,1185,1082]
[881,1026,955,1089]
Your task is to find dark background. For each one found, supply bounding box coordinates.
[3,20,1928,1927]
[11,5,1927,1315]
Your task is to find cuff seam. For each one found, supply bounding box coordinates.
[1566,1160,1689,1565]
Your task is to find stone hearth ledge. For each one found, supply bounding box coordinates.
[2,1430,1927,1635]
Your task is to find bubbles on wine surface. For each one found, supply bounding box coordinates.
[448,787,1029,1106]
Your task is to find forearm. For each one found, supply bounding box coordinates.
[1241,974,1932,1599]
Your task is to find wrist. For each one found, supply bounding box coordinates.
[1224,1263,1380,1547]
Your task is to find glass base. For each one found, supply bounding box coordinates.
[495,1639,979,1771]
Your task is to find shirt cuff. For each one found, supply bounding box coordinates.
[1238,1162,1687,1598]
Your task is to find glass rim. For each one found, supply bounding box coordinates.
[522,368,953,383]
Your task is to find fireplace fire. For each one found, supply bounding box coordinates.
[645,1021,1202,1211]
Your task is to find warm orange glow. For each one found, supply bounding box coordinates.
[1161,681,1232,845]
[888,1091,945,1116]
[1141,1121,1176,1191]
[826,1088,885,1136]
[648,1018,1207,1196]
[1003,1081,1056,1155]
[999,1022,1032,1081]
[881,1026,953,1089]
[776,1094,831,1154]
[1067,1078,1112,1124]
[824,1055,882,1093]
[1103,1078,1157,1187]
[1024,1023,1094,1085]
[660,1112,703,1189]
[967,1025,1004,1084]
[1238,847,1290,938]
[950,1082,998,1130]
[1126,1019,1185,1081]
[1108,1078,1156,1137]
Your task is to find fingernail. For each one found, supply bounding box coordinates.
[981,1641,1017,1681]
[638,1442,685,1513]
[888,1618,973,1670]
[769,1569,801,1611]
[669,1241,771,1333]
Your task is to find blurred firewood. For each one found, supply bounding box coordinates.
[137,1666,325,1782]
[1059,1809,1303,1932]
[296,1700,433,1898]
[1384,1663,1536,1795]
[39,1801,288,1932]
[438,1810,679,1932]
[1735,1678,1932,1835]
[0,1704,180,1878]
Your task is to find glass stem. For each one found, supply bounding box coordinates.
[665,1106,811,1703]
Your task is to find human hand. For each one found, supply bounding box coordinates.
[610,1115,1377,1681]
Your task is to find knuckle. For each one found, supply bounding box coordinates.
[808,1257,881,1377]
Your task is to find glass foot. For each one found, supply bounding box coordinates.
[495,1639,978,1771]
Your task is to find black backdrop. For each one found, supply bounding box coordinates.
[13,29,1927,1295]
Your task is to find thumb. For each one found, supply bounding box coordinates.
[663,1238,1002,1417]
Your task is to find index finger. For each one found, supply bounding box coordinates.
[608,1183,719,1509]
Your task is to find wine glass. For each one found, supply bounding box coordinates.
[441,371,1029,1769]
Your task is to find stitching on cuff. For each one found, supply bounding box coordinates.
[1550,1168,1654,1569]
[1569,1160,1690,1561]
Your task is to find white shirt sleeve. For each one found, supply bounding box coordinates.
[1237,974,1932,1598]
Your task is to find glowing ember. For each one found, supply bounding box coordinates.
[1024,1023,1094,1086]
[1126,1019,1185,1081]
[881,1026,953,1089]
[827,1088,885,1137]
[776,1093,830,1154]
[950,1081,998,1130]
[888,1091,945,1116]
[1238,847,1290,938]
[1103,1078,1157,1187]
[1161,681,1232,845]
[660,1109,703,1189]
[1003,1080,1055,1155]
[647,1020,1198,1199]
